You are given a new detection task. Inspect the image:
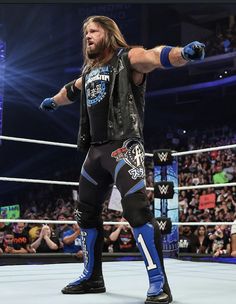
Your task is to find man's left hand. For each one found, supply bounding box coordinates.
[182,41,205,61]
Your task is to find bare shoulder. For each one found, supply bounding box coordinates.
[128,47,147,65]
[127,48,147,85]
[75,77,82,90]
[128,47,158,74]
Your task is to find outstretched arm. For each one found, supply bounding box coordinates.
[129,41,205,74]
[40,77,82,111]
[53,77,82,106]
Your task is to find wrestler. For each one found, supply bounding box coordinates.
[40,15,205,304]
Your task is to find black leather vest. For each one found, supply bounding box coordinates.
[77,48,146,152]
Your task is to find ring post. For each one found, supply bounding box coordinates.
[153,149,179,257]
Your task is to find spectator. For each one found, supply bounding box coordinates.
[26,214,42,243]
[109,218,138,253]
[215,209,226,222]
[178,225,199,253]
[223,161,235,181]
[204,20,236,56]
[179,193,188,214]
[55,212,71,251]
[209,225,231,257]
[213,165,229,184]
[30,224,60,253]
[62,223,83,258]
[28,224,42,243]
[194,225,211,254]
[1,230,15,253]
[186,209,198,222]
[12,222,34,253]
[1,229,29,254]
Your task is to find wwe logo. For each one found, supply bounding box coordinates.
[158,221,167,231]
[158,185,169,195]
[157,152,168,162]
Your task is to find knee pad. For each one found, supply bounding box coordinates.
[121,192,153,227]
[74,201,102,228]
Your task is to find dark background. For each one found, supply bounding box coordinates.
[1,3,236,201]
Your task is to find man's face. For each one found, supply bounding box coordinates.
[15,223,25,233]
[4,234,14,246]
[85,21,107,59]
[183,226,191,235]
[58,215,66,221]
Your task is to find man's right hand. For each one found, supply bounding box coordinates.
[39,97,58,111]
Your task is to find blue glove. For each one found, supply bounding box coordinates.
[181,41,205,61]
[39,97,58,112]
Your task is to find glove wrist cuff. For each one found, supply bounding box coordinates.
[181,48,190,61]
[51,98,58,109]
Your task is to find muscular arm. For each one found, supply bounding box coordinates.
[53,77,82,106]
[129,46,186,74]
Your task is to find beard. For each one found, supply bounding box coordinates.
[87,39,106,59]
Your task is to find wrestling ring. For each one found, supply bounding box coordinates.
[0,134,236,304]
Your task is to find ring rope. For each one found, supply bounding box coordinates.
[0,177,79,186]
[0,219,234,226]
[1,135,236,157]
[172,144,236,156]
[1,176,236,191]
[176,182,236,191]
[0,135,77,149]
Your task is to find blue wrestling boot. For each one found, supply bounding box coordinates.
[163,281,173,303]
[151,219,173,303]
[133,223,169,304]
[61,227,106,294]
[145,292,169,304]
[61,275,105,294]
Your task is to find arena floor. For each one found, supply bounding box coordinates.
[0,259,235,304]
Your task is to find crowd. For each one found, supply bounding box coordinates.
[0,216,83,256]
[204,20,236,56]
[155,125,236,256]
[0,214,138,255]
[1,125,236,256]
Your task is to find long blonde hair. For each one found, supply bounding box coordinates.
[82,16,129,73]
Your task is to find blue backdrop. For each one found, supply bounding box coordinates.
[0,39,6,144]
